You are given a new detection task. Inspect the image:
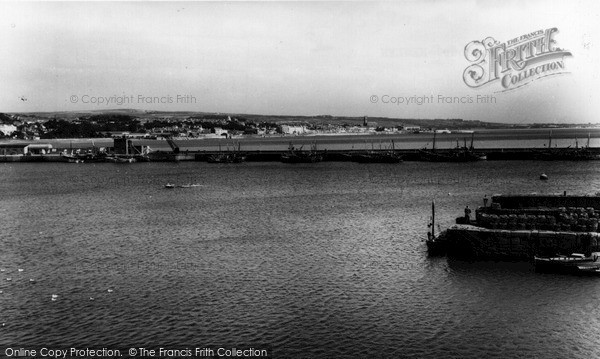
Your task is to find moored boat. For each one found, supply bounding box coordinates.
[106,155,136,163]
[419,132,486,162]
[207,143,246,163]
[352,151,403,163]
[281,142,323,163]
[207,152,247,163]
[532,132,600,161]
[534,253,600,274]
[351,140,403,163]
[425,200,447,255]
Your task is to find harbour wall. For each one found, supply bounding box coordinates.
[492,195,600,210]
[445,225,600,260]
[3,148,600,162]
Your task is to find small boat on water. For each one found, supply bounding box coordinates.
[165,183,200,189]
[534,253,600,274]
[106,155,136,163]
[178,184,201,188]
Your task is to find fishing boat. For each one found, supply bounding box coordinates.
[532,132,599,161]
[281,142,323,163]
[207,153,246,163]
[164,183,175,189]
[61,153,83,163]
[207,143,247,163]
[351,141,403,163]
[569,134,600,160]
[419,132,486,162]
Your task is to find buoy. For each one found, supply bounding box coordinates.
[5,278,11,281]
[89,297,94,301]
[18,269,23,272]
[29,279,35,283]
[540,173,548,180]
[107,289,113,293]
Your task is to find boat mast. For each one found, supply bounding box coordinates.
[548,130,552,148]
[431,200,435,239]
[470,132,474,149]
[588,133,591,148]
[433,132,436,151]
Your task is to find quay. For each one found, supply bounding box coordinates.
[1,136,600,162]
[431,194,600,261]
[2,147,599,162]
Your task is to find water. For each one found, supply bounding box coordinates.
[1,160,600,358]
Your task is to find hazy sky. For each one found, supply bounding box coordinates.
[1,1,599,123]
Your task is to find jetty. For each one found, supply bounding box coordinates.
[1,133,600,162]
[429,194,600,262]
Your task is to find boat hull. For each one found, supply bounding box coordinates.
[534,255,600,274]
[352,153,403,163]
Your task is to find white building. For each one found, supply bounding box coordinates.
[280,125,306,134]
[0,124,17,135]
[213,127,228,136]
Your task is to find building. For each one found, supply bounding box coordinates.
[280,125,306,135]
[0,143,54,156]
[0,124,17,135]
[212,127,228,136]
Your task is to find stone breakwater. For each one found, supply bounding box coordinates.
[444,195,600,260]
[445,225,600,260]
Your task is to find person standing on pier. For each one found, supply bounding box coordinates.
[464,205,472,222]
[483,195,488,208]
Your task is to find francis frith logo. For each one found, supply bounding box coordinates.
[463,28,572,91]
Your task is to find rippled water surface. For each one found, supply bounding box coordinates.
[1,161,600,358]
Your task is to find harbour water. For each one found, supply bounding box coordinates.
[1,160,600,358]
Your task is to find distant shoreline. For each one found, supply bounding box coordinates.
[1,128,600,155]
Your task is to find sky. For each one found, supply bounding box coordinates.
[0,1,599,123]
